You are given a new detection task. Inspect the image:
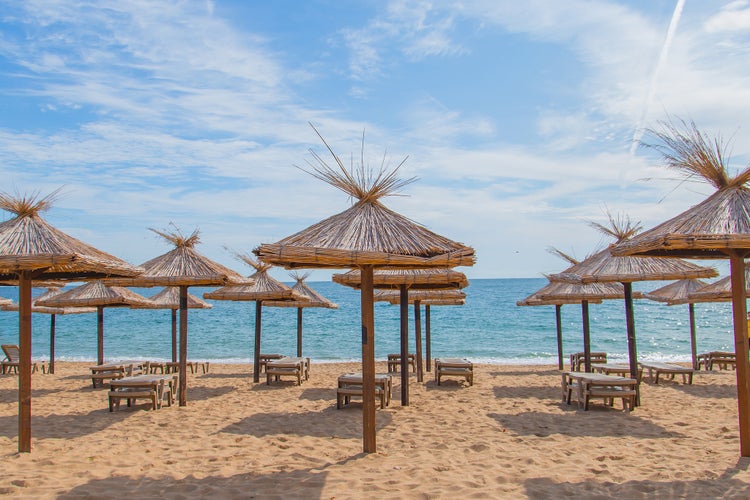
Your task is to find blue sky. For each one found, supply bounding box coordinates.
[1,0,749,279]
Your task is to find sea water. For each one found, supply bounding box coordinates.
[0,278,737,365]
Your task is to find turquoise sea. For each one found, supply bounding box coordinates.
[0,278,738,365]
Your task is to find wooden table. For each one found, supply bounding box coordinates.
[108,374,177,411]
[259,353,284,373]
[266,357,310,385]
[562,372,639,412]
[337,373,392,409]
[591,363,642,381]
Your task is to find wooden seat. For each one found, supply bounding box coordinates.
[266,357,309,386]
[387,353,416,373]
[639,361,694,385]
[569,351,607,371]
[434,358,473,386]
[108,380,162,411]
[1,344,39,375]
[259,354,284,373]
[336,385,386,409]
[707,352,736,371]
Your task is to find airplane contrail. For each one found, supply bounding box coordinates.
[630,0,686,154]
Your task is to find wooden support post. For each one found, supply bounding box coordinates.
[581,300,591,372]
[18,270,32,453]
[729,253,750,457]
[253,300,263,383]
[425,305,431,372]
[361,265,376,453]
[97,306,104,365]
[49,314,56,375]
[689,303,698,371]
[171,309,178,363]
[555,304,563,371]
[623,283,639,382]
[399,284,409,406]
[414,300,423,382]
[297,307,303,358]
[178,286,188,406]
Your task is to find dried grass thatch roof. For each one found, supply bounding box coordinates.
[0,287,97,315]
[203,254,306,302]
[0,191,143,280]
[254,128,475,269]
[130,286,212,310]
[615,119,750,258]
[36,280,154,308]
[641,279,711,305]
[517,279,619,306]
[683,268,750,304]
[332,268,468,290]
[265,272,338,309]
[374,288,466,305]
[107,227,246,287]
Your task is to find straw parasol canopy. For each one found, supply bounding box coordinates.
[611,119,750,456]
[1,287,96,374]
[641,279,711,370]
[37,280,154,365]
[130,287,213,363]
[0,190,143,453]
[551,212,717,381]
[254,125,475,453]
[106,226,246,406]
[682,269,750,303]
[333,268,469,401]
[264,271,338,358]
[204,253,306,383]
[520,276,624,371]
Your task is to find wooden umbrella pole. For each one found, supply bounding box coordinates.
[171,309,177,363]
[178,286,188,406]
[18,270,32,453]
[689,303,698,371]
[555,304,563,371]
[414,300,423,383]
[399,284,409,406]
[253,300,262,383]
[581,300,591,373]
[297,307,303,358]
[361,265,376,453]
[425,305,431,372]
[97,306,104,365]
[729,252,750,457]
[623,282,639,384]
[49,314,56,375]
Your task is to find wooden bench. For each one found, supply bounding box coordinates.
[639,361,694,385]
[562,372,638,412]
[707,352,736,371]
[336,385,386,409]
[266,357,309,385]
[434,358,473,386]
[387,353,416,373]
[108,375,176,411]
[570,351,607,371]
[259,354,284,373]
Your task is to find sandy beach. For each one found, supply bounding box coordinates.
[2,362,750,498]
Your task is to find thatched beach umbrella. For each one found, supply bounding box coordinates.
[518,278,617,371]
[264,271,338,359]
[254,127,474,453]
[642,279,711,370]
[106,227,246,406]
[37,280,154,365]
[551,213,717,382]
[612,119,750,456]
[375,288,467,375]
[684,268,750,303]
[204,254,306,382]
[0,190,143,452]
[130,287,212,363]
[333,268,468,401]
[1,287,96,374]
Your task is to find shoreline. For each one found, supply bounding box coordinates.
[2,361,750,497]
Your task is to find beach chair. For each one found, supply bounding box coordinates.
[434,358,473,386]
[569,352,607,371]
[387,353,416,373]
[1,344,39,375]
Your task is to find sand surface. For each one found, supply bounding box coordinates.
[2,361,750,498]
